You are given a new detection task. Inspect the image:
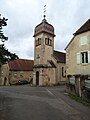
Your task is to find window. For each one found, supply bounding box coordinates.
[20,71,23,78]
[81,52,88,63]
[62,67,66,77]
[14,72,17,77]
[50,39,52,46]
[36,38,41,46]
[45,38,52,46]
[36,40,38,46]
[38,38,41,45]
[77,51,90,64]
[80,36,87,45]
[45,38,49,45]
[62,67,64,77]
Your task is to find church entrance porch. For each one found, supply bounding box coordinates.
[33,67,43,86]
[33,66,56,86]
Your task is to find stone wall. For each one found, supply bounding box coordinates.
[66,31,90,100]
[66,31,90,76]
[33,67,56,86]
[0,63,33,85]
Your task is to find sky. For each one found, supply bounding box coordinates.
[0,0,90,60]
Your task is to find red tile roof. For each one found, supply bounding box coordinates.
[8,59,34,71]
[53,50,66,63]
[74,19,90,35]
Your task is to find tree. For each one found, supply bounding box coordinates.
[0,14,18,64]
[0,44,18,64]
[0,14,8,42]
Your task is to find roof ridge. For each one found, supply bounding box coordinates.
[9,58,34,62]
[74,18,90,35]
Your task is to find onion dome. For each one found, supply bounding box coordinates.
[33,16,55,37]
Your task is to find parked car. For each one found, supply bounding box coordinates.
[16,80,30,85]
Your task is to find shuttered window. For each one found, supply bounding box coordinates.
[77,51,90,64]
[77,53,80,64]
[80,36,87,45]
[81,52,88,63]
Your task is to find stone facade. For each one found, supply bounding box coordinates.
[66,31,90,76]
[0,18,66,86]
[0,59,34,85]
[51,55,66,84]
[65,19,90,100]
[33,17,66,86]
[33,67,56,86]
[0,63,9,85]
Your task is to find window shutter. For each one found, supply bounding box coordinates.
[77,53,80,64]
[88,51,90,63]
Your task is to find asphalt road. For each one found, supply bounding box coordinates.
[0,85,90,120]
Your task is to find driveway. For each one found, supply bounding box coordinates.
[0,85,90,120]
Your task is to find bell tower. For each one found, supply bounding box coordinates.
[33,11,55,86]
[33,16,55,65]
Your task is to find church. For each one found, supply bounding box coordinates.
[0,15,66,86]
[33,15,66,86]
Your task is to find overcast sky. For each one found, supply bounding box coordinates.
[0,0,90,60]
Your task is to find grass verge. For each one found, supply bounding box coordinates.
[68,93,90,108]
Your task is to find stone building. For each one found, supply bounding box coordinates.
[65,19,90,100]
[33,16,66,86]
[0,16,66,86]
[0,59,34,85]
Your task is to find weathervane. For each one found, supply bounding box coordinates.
[43,5,46,19]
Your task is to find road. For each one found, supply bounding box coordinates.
[0,85,90,120]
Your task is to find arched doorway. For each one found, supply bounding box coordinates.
[4,77,7,85]
[36,71,39,85]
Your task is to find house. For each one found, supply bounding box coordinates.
[0,59,34,85]
[65,19,90,100]
[33,15,66,86]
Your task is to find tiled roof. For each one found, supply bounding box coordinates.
[33,61,56,68]
[8,59,34,71]
[48,60,56,68]
[74,19,90,35]
[53,50,66,63]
